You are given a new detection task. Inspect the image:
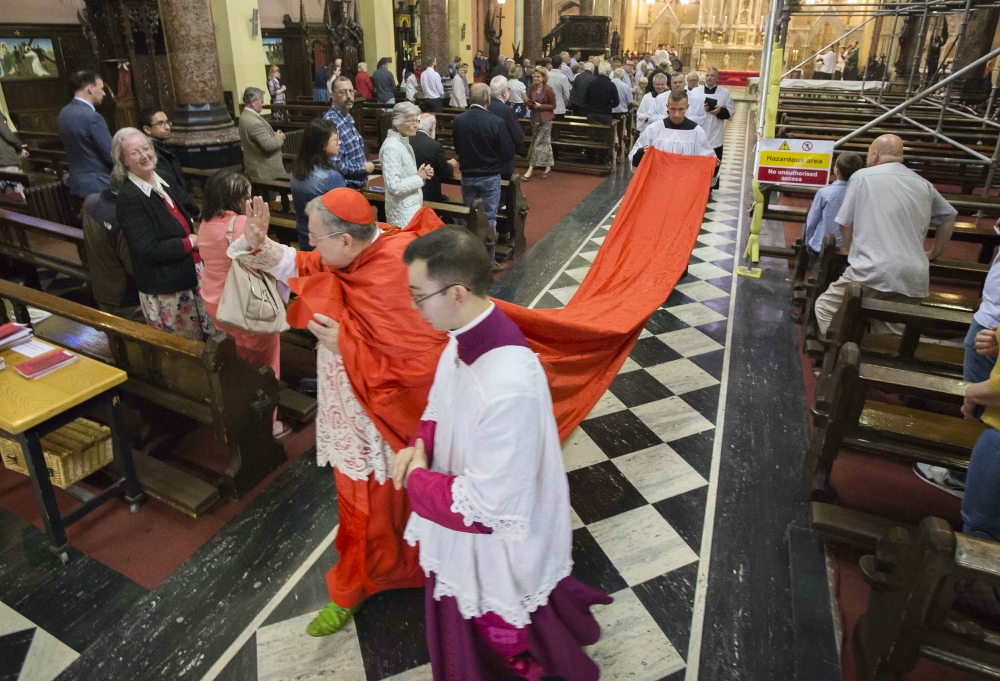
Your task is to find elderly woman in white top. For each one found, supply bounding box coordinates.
[379,101,433,227]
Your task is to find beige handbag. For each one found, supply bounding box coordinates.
[215,215,290,334]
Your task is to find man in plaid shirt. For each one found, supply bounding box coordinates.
[323,76,374,189]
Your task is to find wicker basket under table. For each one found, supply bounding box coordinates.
[0,418,114,489]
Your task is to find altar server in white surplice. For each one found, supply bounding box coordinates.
[692,66,736,188]
[636,72,669,131]
[630,88,719,167]
[392,226,611,681]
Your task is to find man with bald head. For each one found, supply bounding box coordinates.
[813,134,957,336]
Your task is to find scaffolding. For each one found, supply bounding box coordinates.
[755,0,1000,196]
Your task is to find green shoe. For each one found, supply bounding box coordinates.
[306,602,360,637]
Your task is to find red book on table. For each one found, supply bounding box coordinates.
[0,322,27,340]
[14,348,78,379]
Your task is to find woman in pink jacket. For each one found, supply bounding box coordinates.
[198,168,288,438]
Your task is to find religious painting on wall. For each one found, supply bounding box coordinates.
[263,38,285,66]
[0,38,59,80]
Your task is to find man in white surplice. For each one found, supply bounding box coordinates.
[691,66,736,189]
[630,87,719,167]
[391,226,611,680]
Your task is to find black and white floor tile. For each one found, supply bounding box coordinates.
[0,602,78,681]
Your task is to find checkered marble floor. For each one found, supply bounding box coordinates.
[216,104,749,681]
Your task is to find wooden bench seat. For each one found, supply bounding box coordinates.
[0,279,288,516]
[855,517,1000,680]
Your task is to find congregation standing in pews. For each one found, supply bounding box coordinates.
[238,87,286,181]
[420,58,445,113]
[543,58,572,120]
[506,65,527,118]
[112,127,215,341]
[404,61,419,103]
[139,109,199,218]
[452,84,516,267]
[355,61,375,100]
[324,76,375,189]
[584,62,620,126]
[289,118,346,250]
[372,57,397,105]
[812,134,957,337]
[411,113,458,203]
[611,67,634,119]
[380,102,434,228]
[57,68,113,204]
[449,62,469,108]
[487,77,526,176]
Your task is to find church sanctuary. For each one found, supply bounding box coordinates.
[4,0,1000,677]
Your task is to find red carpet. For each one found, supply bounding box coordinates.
[0,422,316,589]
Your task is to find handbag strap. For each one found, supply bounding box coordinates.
[225,214,237,246]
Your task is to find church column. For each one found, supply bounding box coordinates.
[420,0,450,70]
[580,0,595,16]
[358,0,396,73]
[212,0,268,118]
[523,0,543,59]
[951,7,1000,103]
[515,0,524,54]
[158,0,241,167]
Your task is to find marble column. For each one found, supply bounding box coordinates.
[523,0,543,59]
[420,0,450,73]
[515,0,524,54]
[580,0,595,16]
[951,7,1000,103]
[158,0,240,167]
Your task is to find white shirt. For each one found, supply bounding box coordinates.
[835,162,957,298]
[636,92,665,131]
[73,96,96,111]
[653,49,669,62]
[560,62,575,82]
[402,306,573,627]
[378,129,424,227]
[420,66,444,99]
[127,171,175,208]
[976,252,1000,329]
[405,73,419,101]
[683,88,707,127]
[612,78,633,113]
[629,118,717,164]
[820,50,837,74]
[507,78,526,104]
[695,84,736,148]
[547,68,571,115]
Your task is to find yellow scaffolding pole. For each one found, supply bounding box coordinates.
[742,45,782,270]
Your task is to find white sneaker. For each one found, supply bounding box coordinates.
[913,462,966,499]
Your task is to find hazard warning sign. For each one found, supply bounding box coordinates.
[755,138,834,187]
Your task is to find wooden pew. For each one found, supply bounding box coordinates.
[0,279,287,516]
[854,517,1000,681]
[806,341,979,549]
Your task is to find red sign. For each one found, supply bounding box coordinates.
[756,166,829,185]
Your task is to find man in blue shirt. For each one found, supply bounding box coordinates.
[804,152,864,266]
[323,76,374,189]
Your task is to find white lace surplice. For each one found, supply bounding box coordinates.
[404,338,573,627]
[315,336,396,482]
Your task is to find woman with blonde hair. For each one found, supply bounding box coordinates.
[523,66,556,180]
[113,127,214,340]
[507,64,527,117]
[267,64,286,121]
[379,101,433,226]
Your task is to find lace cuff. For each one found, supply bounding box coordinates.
[450,476,529,543]
[227,235,287,271]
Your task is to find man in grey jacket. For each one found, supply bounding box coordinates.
[238,87,286,180]
[0,112,27,172]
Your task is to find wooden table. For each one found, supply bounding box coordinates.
[0,345,143,561]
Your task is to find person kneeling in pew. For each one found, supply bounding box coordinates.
[804,152,865,269]
[812,134,957,338]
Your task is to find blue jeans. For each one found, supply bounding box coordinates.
[965,319,998,383]
[313,87,329,103]
[963,427,1000,540]
[461,174,501,264]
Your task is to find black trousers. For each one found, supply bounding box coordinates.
[712,145,723,184]
[813,71,832,80]
[425,98,443,112]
